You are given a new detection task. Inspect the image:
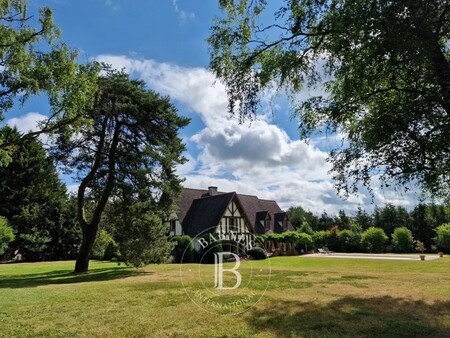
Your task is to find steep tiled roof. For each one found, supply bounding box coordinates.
[181,192,235,237]
[176,188,224,223]
[177,187,293,235]
[237,195,284,229]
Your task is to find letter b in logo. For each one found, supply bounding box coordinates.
[214,252,242,289]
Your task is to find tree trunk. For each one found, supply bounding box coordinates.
[74,225,98,273]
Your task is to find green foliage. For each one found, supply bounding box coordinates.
[355,207,373,230]
[171,235,194,263]
[338,230,362,252]
[200,236,223,264]
[255,234,268,244]
[411,203,450,250]
[374,204,411,237]
[362,227,389,253]
[280,231,298,243]
[267,233,283,243]
[0,217,14,256]
[435,223,450,253]
[287,206,319,230]
[338,210,351,230]
[278,231,313,250]
[295,232,313,246]
[247,247,267,260]
[348,219,363,234]
[318,212,338,232]
[19,228,51,261]
[50,67,189,272]
[103,241,121,261]
[326,226,340,251]
[116,203,174,268]
[298,221,314,235]
[312,231,328,249]
[209,0,450,198]
[0,126,79,261]
[0,2,98,164]
[391,227,415,253]
[92,230,115,260]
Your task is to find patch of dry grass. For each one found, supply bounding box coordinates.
[0,256,449,337]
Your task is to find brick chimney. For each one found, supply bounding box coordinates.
[208,186,218,196]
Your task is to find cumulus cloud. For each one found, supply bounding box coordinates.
[6,112,49,144]
[94,54,419,214]
[7,112,47,133]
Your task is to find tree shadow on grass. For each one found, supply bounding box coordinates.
[0,267,152,289]
[246,296,450,338]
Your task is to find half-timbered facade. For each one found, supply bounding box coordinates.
[169,186,294,250]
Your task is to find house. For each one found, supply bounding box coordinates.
[168,186,295,252]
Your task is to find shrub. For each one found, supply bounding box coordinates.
[361,227,388,253]
[298,222,314,235]
[326,226,340,251]
[0,217,14,256]
[200,236,223,264]
[312,231,328,249]
[267,233,283,243]
[281,231,298,243]
[391,227,414,253]
[415,240,426,254]
[103,240,121,261]
[435,223,450,253]
[171,235,194,263]
[92,230,115,260]
[338,230,361,252]
[247,247,267,260]
[19,228,51,261]
[118,212,173,267]
[295,232,313,251]
[256,234,268,245]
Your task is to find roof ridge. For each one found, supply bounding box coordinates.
[236,193,259,198]
[196,191,235,200]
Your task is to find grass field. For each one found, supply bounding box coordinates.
[0,256,449,337]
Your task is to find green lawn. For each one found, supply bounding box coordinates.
[0,256,449,337]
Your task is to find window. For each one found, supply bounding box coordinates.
[170,220,176,233]
[225,217,240,232]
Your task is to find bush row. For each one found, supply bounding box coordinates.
[258,224,450,253]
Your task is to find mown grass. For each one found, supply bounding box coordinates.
[0,256,449,337]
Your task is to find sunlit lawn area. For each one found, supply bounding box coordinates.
[0,256,449,337]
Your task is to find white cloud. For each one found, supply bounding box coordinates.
[66,184,79,195]
[7,112,47,133]
[94,54,419,214]
[6,112,49,144]
[172,0,195,25]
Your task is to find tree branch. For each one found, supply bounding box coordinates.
[90,119,122,228]
[77,115,109,230]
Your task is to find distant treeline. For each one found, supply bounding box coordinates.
[287,204,450,251]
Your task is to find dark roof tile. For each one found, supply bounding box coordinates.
[181,192,235,237]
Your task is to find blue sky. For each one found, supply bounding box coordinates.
[6,0,423,214]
